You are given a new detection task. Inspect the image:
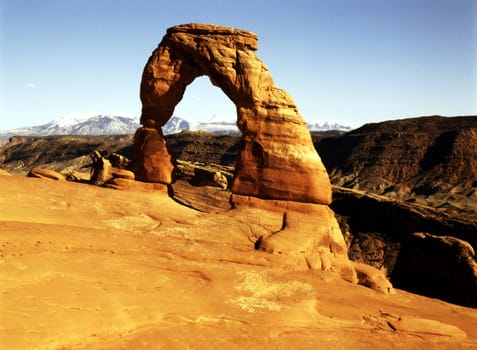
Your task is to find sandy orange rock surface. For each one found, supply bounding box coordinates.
[1,176,476,349]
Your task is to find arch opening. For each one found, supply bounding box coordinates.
[164,76,242,205]
[172,76,237,127]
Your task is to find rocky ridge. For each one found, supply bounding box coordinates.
[315,115,477,202]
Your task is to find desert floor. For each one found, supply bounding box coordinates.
[1,176,476,349]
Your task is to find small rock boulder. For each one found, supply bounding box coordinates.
[90,151,112,185]
[90,151,135,185]
[213,171,228,190]
[111,169,135,180]
[27,167,66,181]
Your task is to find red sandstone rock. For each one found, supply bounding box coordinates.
[90,151,112,185]
[131,24,390,290]
[27,167,66,181]
[91,151,136,185]
[130,127,174,183]
[134,23,331,204]
[111,169,135,180]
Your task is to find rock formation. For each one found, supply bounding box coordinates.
[90,151,135,186]
[131,23,331,205]
[131,24,353,279]
[213,171,228,190]
[129,23,391,292]
[315,115,477,199]
[90,151,113,185]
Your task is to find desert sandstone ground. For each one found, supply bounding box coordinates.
[1,175,476,349]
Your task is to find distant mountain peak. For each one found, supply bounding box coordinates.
[0,114,353,139]
[306,120,353,132]
[0,113,141,139]
[51,112,100,128]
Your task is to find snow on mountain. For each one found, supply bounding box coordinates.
[43,113,140,135]
[0,113,353,139]
[0,113,140,138]
[163,116,353,135]
[195,114,239,134]
[162,115,239,135]
[162,116,195,135]
[307,121,353,132]
[51,112,100,128]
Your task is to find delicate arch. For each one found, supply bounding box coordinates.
[131,23,332,205]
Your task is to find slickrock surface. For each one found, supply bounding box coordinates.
[132,23,331,204]
[1,176,477,349]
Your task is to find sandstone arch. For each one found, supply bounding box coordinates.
[129,24,393,293]
[131,23,331,205]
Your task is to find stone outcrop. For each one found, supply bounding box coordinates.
[129,23,390,293]
[90,151,113,185]
[90,151,135,186]
[131,23,331,205]
[213,172,228,190]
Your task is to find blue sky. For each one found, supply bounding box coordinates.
[1,0,476,129]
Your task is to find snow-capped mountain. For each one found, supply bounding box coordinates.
[0,113,353,139]
[162,115,239,135]
[161,116,195,135]
[307,121,353,132]
[193,115,239,134]
[162,116,353,134]
[0,113,140,138]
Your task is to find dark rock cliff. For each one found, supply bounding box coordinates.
[315,115,477,197]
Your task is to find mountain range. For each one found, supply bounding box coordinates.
[0,113,352,139]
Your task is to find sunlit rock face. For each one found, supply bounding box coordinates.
[130,24,386,287]
[131,23,331,205]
